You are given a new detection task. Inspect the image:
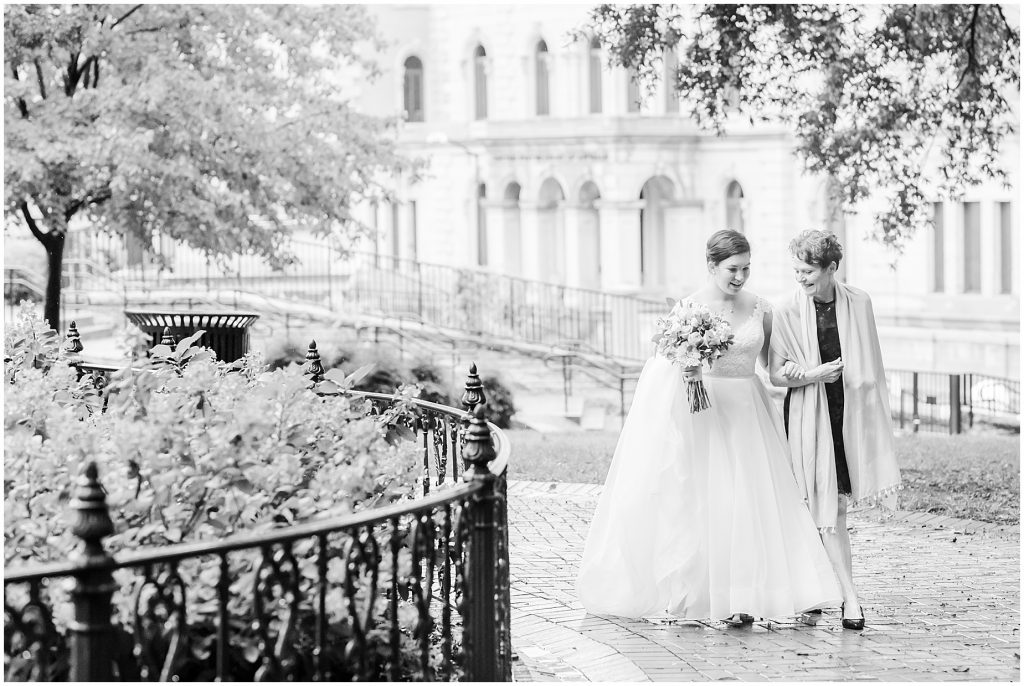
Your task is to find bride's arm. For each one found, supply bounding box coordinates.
[759,307,773,370]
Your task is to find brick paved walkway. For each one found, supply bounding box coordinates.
[508,481,1020,682]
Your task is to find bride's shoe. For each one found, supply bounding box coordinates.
[798,608,823,626]
[841,602,865,630]
[723,613,755,627]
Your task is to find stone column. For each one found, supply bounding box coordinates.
[483,199,506,274]
[664,202,708,297]
[518,201,542,281]
[563,203,583,288]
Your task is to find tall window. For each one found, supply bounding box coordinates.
[664,51,679,113]
[477,184,488,266]
[725,181,744,232]
[473,45,488,120]
[963,201,981,293]
[589,37,602,114]
[403,56,424,122]
[931,202,945,292]
[1000,202,1013,294]
[535,40,550,116]
[626,67,641,113]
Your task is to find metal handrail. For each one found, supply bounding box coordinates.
[4,483,482,584]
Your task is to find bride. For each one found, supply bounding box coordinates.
[577,230,841,623]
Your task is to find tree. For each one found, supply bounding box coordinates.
[5,4,407,330]
[582,4,1019,252]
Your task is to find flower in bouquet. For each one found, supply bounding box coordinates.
[651,299,735,412]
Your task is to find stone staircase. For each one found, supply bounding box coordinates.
[56,289,637,432]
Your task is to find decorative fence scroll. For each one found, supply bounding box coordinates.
[4,339,512,682]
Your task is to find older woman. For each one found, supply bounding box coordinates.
[769,230,901,631]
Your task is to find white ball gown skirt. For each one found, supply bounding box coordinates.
[577,355,842,620]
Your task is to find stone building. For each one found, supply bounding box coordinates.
[350,4,1019,378]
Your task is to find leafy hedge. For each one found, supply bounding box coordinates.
[3,304,464,680]
[263,337,517,428]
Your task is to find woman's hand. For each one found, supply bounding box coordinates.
[810,358,844,383]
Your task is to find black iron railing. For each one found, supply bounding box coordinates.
[5,335,512,681]
[60,230,665,362]
[889,369,1020,434]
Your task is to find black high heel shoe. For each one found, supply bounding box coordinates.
[841,602,865,630]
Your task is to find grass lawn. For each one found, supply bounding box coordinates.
[505,429,1020,524]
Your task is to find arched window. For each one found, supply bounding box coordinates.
[538,178,566,283]
[589,36,602,114]
[640,176,676,288]
[403,56,424,122]
[726,180,744,233]
[535,40,550,116]
[627,66,641,113]
[473,45,488,120]
[664,51,679,114]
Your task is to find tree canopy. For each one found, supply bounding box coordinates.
[583,4,1020,252]
[5,4,406,328]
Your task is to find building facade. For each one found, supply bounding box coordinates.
[354,4,1019,377]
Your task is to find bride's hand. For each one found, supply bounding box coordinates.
[781,361,806,380]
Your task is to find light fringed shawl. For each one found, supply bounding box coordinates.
[771,282,901,531]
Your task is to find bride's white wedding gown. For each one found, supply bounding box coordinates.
[577,298,841,619]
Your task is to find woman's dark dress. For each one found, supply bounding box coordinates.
[783,299,852,495]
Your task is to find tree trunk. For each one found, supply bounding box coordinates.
[44,232,65,332]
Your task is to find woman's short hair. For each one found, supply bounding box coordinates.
[789,229,843,268]
[706,229,751,265]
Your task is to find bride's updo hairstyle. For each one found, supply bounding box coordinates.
[706,229,750,265]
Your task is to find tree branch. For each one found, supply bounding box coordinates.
[64,189,113,221]
[10,63,29,118]
[64,51,80,96]
[33,59,47,100]
[20,202,49,245]
[954,5,980,91]
[111,4,144,29]
[994,4,1015,37]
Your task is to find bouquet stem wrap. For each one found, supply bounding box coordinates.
[682,366,711,413]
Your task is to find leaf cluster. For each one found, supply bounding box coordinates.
[583,4,1019,251]
[4,4,410,265]
[4,303,469,679]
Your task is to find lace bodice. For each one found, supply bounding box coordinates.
[700,297,769,379]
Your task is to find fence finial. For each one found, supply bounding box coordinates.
[304,340,325,385]
[461,362,486,415]
[70,462,115,564]
[64,321,84,356]
[160,327,176,346]
[462,404,496,479]
[68,462,116,681]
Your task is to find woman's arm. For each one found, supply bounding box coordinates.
[769,350,843,388]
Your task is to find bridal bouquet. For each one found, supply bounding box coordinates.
[652,299,735,413]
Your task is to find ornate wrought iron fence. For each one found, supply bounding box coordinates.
[4,337,513,681]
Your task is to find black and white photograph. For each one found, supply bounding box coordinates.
[3,3,1019,682]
